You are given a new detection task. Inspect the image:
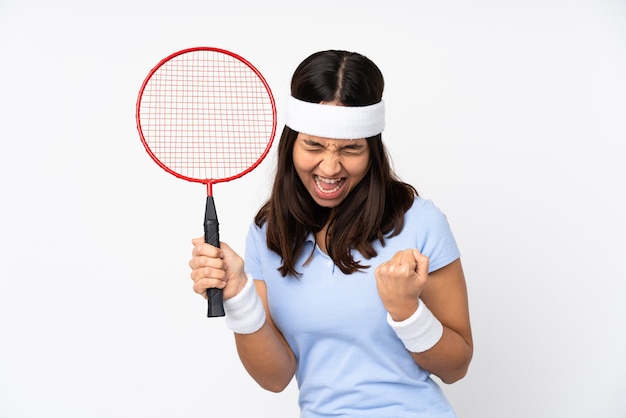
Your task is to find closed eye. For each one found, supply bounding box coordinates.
[300,137,367,155]
[341,144,364,152]
[302,139,325,153]
[303,139,324,148]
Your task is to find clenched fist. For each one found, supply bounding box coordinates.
[374,248,429,322]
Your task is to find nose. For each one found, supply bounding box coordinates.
[318,150,342,176]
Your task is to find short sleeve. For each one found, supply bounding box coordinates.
[244,221,266,282]
[408,198,461,273]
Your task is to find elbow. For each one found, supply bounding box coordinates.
[440,364,470,384]
[263,384,288,393]
[255,365,296,393]
[437,346,473,385]
[258,378,291,393]
[252,369,294,393]
[439,349,473,384]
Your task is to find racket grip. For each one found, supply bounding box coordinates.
[204,196,225,317]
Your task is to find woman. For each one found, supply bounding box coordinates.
[189,50,473,417]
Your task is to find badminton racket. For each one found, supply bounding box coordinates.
[135,47,276,317]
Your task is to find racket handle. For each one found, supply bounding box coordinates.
[204,196,225,317]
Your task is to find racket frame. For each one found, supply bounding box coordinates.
[135,46,277,196]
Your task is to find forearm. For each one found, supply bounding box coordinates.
[190,243,297,391]
[234,324,297,392]
[397,259,473,384]
[410,326,473,384]
[226,278,296,392]
[388,302,473,384]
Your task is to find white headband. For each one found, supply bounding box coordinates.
[284,96,385,139]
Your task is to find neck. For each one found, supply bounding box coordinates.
[315,215,332,254]
[315,223,330,254]
[315,208,336,254]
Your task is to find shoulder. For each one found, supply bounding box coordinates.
[404,196,460,272]
[245,220,268,252]
[247,219,267,236]
[244,221,270,281]
[405,196,449,225]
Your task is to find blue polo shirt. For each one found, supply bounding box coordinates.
[244,197,460,417]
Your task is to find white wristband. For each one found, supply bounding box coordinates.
[387,300,444,353]
[223,274,266,334]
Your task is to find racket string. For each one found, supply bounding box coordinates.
[138,49,275,181]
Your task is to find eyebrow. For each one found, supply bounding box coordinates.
[339,142,365,151]
[302,138,322,146]
[302,138,366,150]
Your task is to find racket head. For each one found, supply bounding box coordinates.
[136,47,277,191]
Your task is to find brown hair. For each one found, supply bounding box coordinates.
[255,50,417,276]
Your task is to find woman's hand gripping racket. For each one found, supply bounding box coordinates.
[136,47,276,317]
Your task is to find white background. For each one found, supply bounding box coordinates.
[1,1,625,417]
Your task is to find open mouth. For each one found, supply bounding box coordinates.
[314,175,345,194]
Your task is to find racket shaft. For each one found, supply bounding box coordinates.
[204,196,225,317]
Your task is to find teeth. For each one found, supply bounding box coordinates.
[317,176,339,184]
[315,175,342,194]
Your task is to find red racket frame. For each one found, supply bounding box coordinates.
[135,46,277,196]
